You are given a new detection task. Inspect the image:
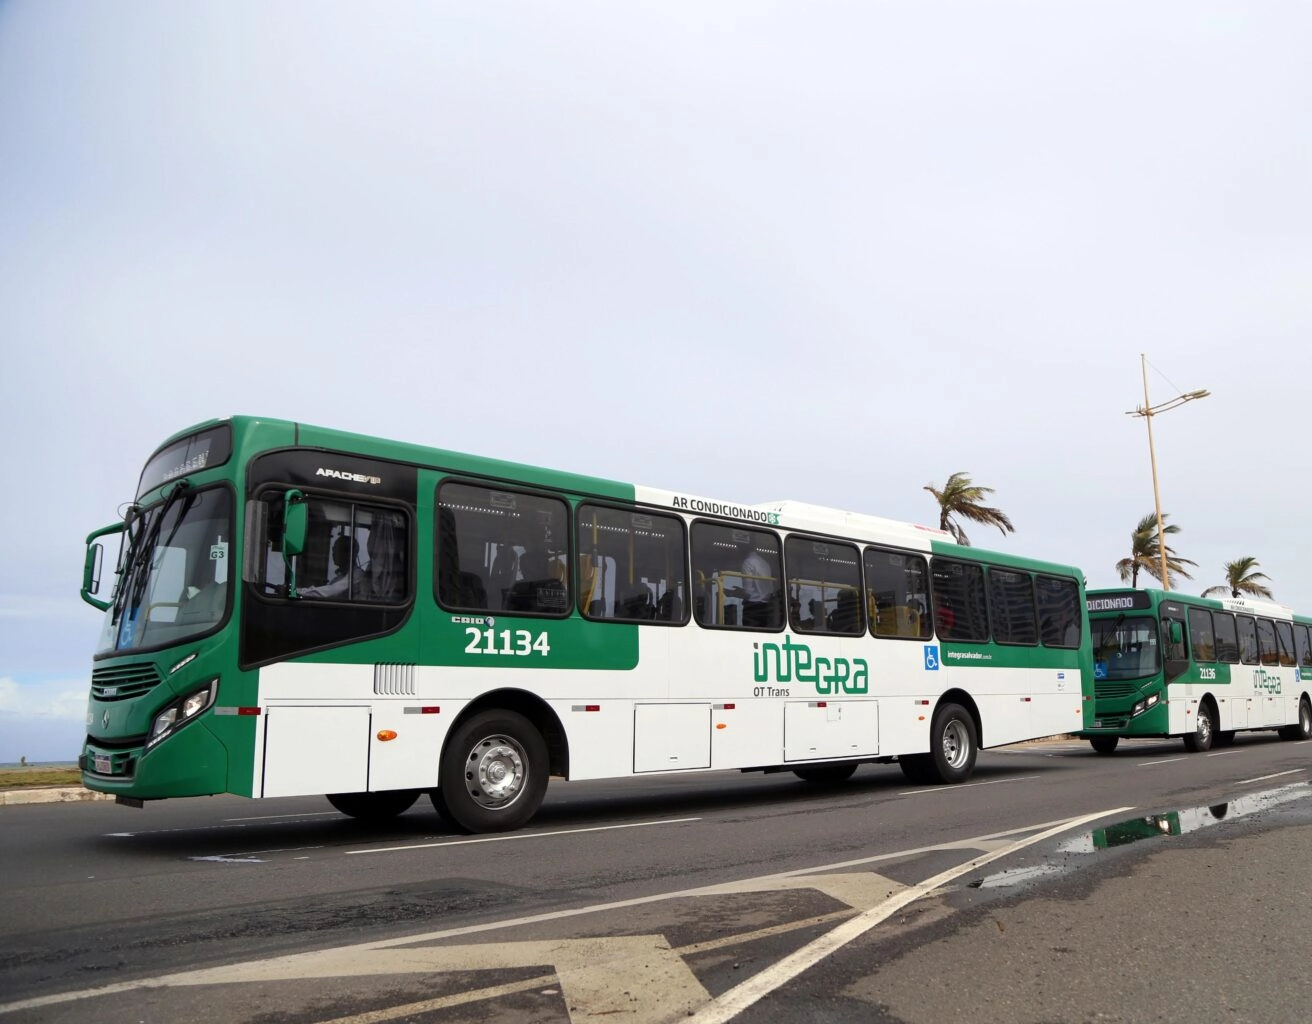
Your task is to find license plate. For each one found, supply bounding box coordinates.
[93,755,112,774]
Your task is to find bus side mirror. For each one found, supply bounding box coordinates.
[1168,621,1183,646]
[283,490,308,556]
[81,521,125,611]
[281,490,307,598]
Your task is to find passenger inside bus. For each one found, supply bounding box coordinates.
[738,542,776,627]
[302,536,363,599]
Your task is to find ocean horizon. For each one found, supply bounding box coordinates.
[0,761,78,769]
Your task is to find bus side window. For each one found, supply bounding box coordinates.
[1275,620,1297,667]
[1296,624,1312,668]
[863,546,930,640]
[1036,575,1081,649]
[1257,618,1279,666]
[690,522,782,631]
[1213,612,1239,663]
[1188,607,1217,662]
[577,504,687,624]
[436,481,569,617]
[1237,616,1259,665]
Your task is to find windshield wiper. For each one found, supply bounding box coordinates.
[118,481,193,627]
[110,503,147,625]
[1094,613,1127,661]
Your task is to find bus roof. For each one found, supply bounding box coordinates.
[162,415,1082,576]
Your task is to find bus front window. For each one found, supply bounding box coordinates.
[1092,615,1160,680]
[97,486,233,654]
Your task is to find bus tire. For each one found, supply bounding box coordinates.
[1278,696,1312,741]
[438,710,547,833]
[925,702,977,784]
[794,763,859,785]
[1089,736,1119,755]
[326,789,420,821]
[1183,701,1215,753]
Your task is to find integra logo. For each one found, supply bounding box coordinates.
[316,468,382,485]
[753,636,869,695]
[1253,668,1282,694]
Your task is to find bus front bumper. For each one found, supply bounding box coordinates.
[81,723,229,800]
[1080,699,1169,738]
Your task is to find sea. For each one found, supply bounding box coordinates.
[0,761,78,769]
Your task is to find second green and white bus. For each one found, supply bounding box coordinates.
[80,416,1095,832]
[1082,588,1312,754]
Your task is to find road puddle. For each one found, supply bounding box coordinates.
[970,782,1312,889]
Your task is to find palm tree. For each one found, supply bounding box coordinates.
[1201,557,1273,600]
[1115,512,1196,588]
[924,472,1014,546]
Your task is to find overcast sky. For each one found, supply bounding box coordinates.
[2,2,1309,762]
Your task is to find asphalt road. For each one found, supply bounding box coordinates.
[2,732,1311,1023]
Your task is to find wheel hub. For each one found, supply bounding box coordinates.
[942,721,969,769]
[469,738,525,807]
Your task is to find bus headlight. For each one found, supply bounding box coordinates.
[146,679,218,751]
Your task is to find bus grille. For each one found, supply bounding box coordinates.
[1094,680,1140,700]
[91,664,162,701]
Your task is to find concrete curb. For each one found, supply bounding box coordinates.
[0,787,115,806]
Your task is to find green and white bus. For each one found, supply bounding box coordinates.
[1082,588,1312,754]
[80,416,1094,832]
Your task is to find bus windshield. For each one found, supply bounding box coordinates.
[97,486,233,654]
[1091,614,1160,681]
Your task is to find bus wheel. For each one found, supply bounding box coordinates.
[794,763,858,785]
[1278,697,1312,741]
[326,789,420,821]
[1183,702,1214,752]
[438,710,547,833]
[1089,736,1119,755]
[926,703,977,784]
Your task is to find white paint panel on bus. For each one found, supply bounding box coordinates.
[783,700,878,761]
[633,704,711,773]
[262,706,369,797]
[368,709,444,792]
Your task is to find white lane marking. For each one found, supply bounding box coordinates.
[897,775,1039,796]
[190,856,265,864]
[187,846,326,863]
[1237,768,1306,785]
[1205,749,1239,757]
[223,811,341,822]
[319,975,556,1023]
[0,812,1125,1017]
[1137,757,1186,767]
[105,819,330,838]
[320,906,875,1023]
[347,817,701,855]
[685,806,1132,1024]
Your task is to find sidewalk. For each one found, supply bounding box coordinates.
[0,787,113,806]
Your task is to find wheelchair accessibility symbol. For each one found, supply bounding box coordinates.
[924,645,940,671]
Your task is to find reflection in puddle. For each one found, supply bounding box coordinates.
[970,783,1312,888]
[1061,783,1312,855]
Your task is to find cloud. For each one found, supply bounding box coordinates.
[0,593,89,622]
[0,677,89,721]
[0,678,88,764]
